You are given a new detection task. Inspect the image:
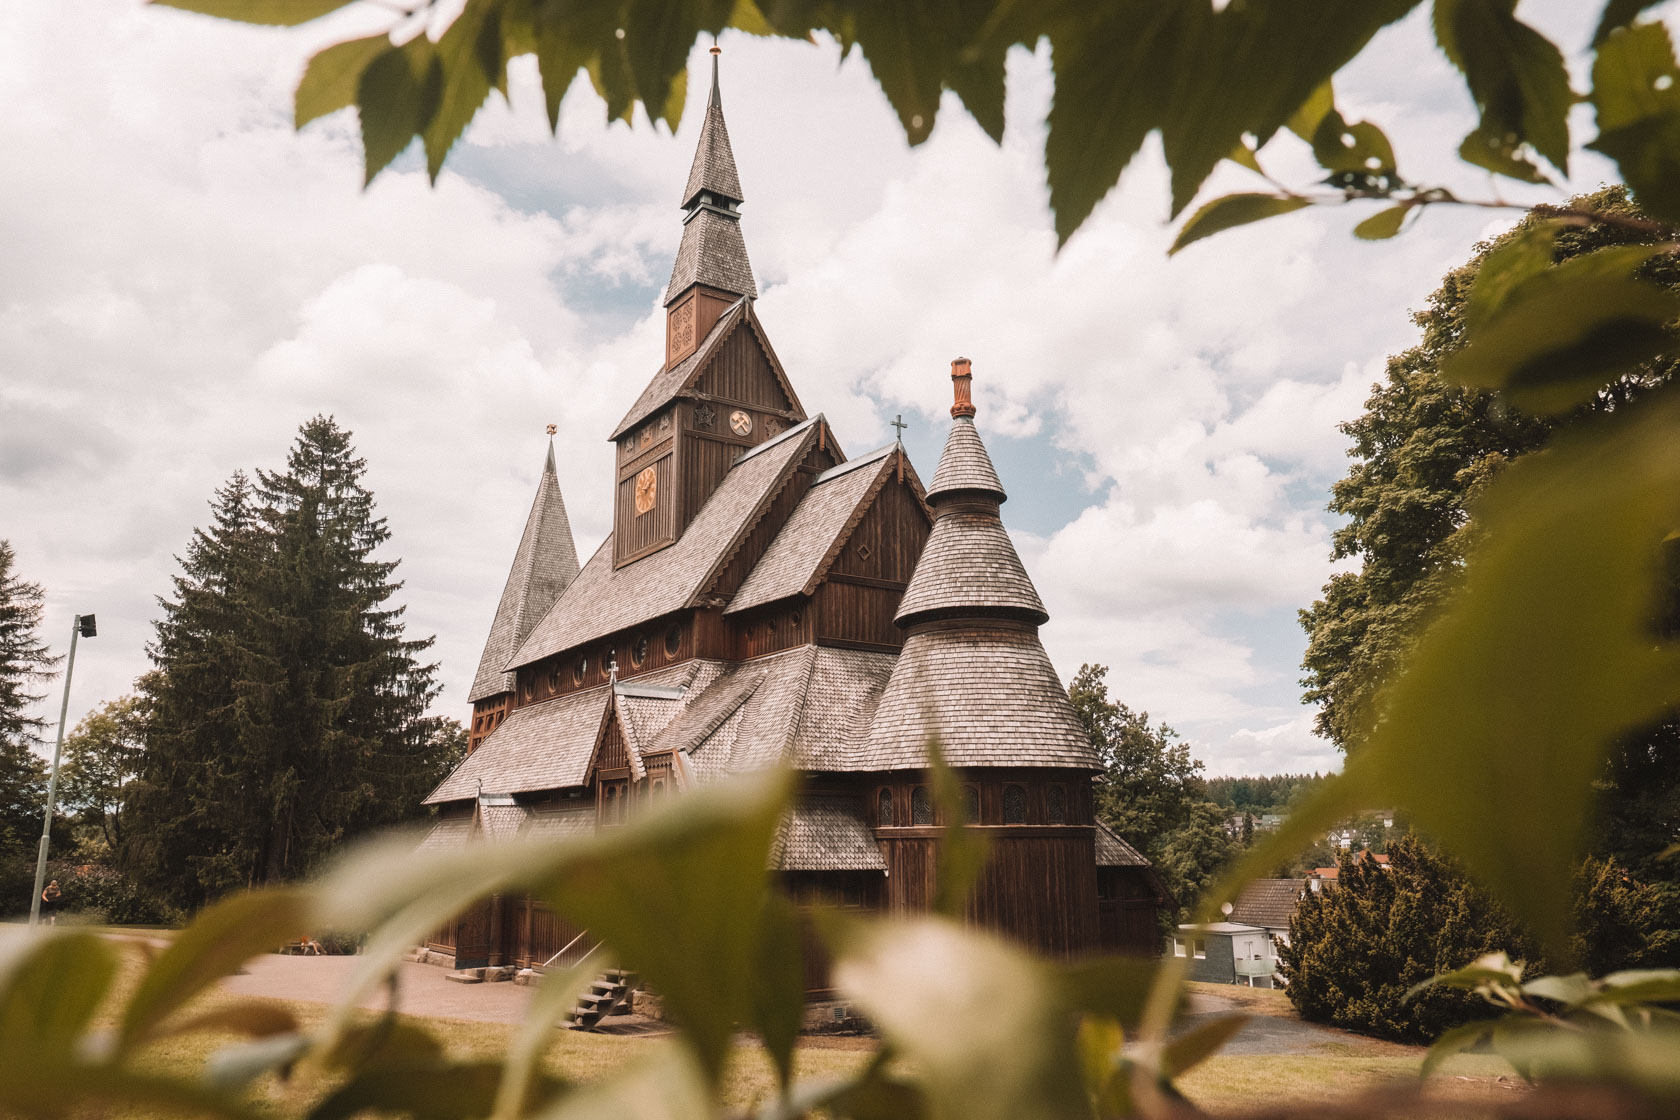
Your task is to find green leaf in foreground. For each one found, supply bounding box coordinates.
[0,933,118,1060]
[1434,0,1573,174]
[118,887,312,1053]
[1170,194,1312,255]
[830,916,1088,1120]
[1217,393,1680,959]
[150,0,349,26]
[1590,21,1680,224]
[357,37,443,186]
[296,34,390,129]
[1353,204,1410,240]
[1443,246,1679,412]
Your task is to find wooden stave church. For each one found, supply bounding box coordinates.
[421,56,1168,982]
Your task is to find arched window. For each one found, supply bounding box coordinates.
[1047,784,1066,825]
[877,787,894,826]
[911,786,933,825]
[1003,784,1027,825]
[963,785,980,823]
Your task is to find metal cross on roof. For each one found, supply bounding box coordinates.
[890,414,908,440]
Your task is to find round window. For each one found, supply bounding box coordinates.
[521,676,535,702]
[633,634,649,667]
[574,656,588,685]
[547,663,562,692]
[601,650,615,680]
[665,626,682,657]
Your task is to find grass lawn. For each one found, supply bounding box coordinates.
[78,944,1526,1117]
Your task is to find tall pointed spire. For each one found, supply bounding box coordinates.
[664,44,755,306]
[468,437,581,703]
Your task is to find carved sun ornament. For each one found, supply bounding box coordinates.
[635,466,657,515]
[729,409,753,436]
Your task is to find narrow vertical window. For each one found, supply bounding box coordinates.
[1003,784,1027,824]
[911,786,933,825]
[877,787,893,826]
[1047,784,1066,825]
[962,785,980,823]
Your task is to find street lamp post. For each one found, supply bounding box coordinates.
[29,612,95,927]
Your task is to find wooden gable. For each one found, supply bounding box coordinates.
[813,454,932,652]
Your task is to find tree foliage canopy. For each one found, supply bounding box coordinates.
[126,418,454,907]
[0,541,57,862]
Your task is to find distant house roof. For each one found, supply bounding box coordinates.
[1311,850,1390,881]
[508,420,821,667]
[1228,879,1305,929]
[1178,921,1265,935]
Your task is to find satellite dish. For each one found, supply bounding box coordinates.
[1221,902,1234,917]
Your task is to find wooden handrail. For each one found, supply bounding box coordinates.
[542,929,593,971]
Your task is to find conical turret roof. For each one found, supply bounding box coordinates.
[926,416,1005,502]
[468,441,581,702]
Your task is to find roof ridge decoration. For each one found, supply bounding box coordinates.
[665,46,754,305]
[467,438,581,702]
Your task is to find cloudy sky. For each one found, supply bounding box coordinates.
[2,1,1650,775]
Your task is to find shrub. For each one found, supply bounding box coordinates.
[1279,834,1535,1043]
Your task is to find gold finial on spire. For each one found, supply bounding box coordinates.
[709,40,721,106]
[546,423,557,436]
[950,357,976,419]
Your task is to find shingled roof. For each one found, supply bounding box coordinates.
[894,513,1046,626]
[664,208,757,304]
[774,796,886,871]
[681,52,744,208]
[508,420,823,668]
[858,628,1097,771]
[425,685,614,803]
[1095,823,1149,867]
[726,445,896,614]
[1229,879,1306,929]
[927,416,1006,502]
[468,442,580,701]
[664,53,755,305]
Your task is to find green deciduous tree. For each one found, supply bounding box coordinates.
[0,540,58,864]
[59,696,148,856]
[128,419,451,908]
[1070,663,1238,920]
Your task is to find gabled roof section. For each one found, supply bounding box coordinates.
[424,684,614,803]
[725,445,898,614]
[610,300,802,441]
[927,415,1006,502]
[508,420,825,667]
[468,442,581,702]
[612,298,746,440]
[1228,879,1306,928]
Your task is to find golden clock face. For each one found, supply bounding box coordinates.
[634,466,657,515]
[729,409,752,436]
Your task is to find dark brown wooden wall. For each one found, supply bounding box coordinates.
[691,324,797,412]
[827,475,928,584]
[869,769,1095,828]
[468,694,511,753]
[513,613,692,708]
[614,441,676,565]
[876,828,1099,957]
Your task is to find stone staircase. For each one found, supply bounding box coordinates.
[564,969,638,1030]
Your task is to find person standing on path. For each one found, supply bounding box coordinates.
[40,879,62,925]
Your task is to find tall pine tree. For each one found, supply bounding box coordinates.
[0,541,58,862]
[131,419,450,907]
